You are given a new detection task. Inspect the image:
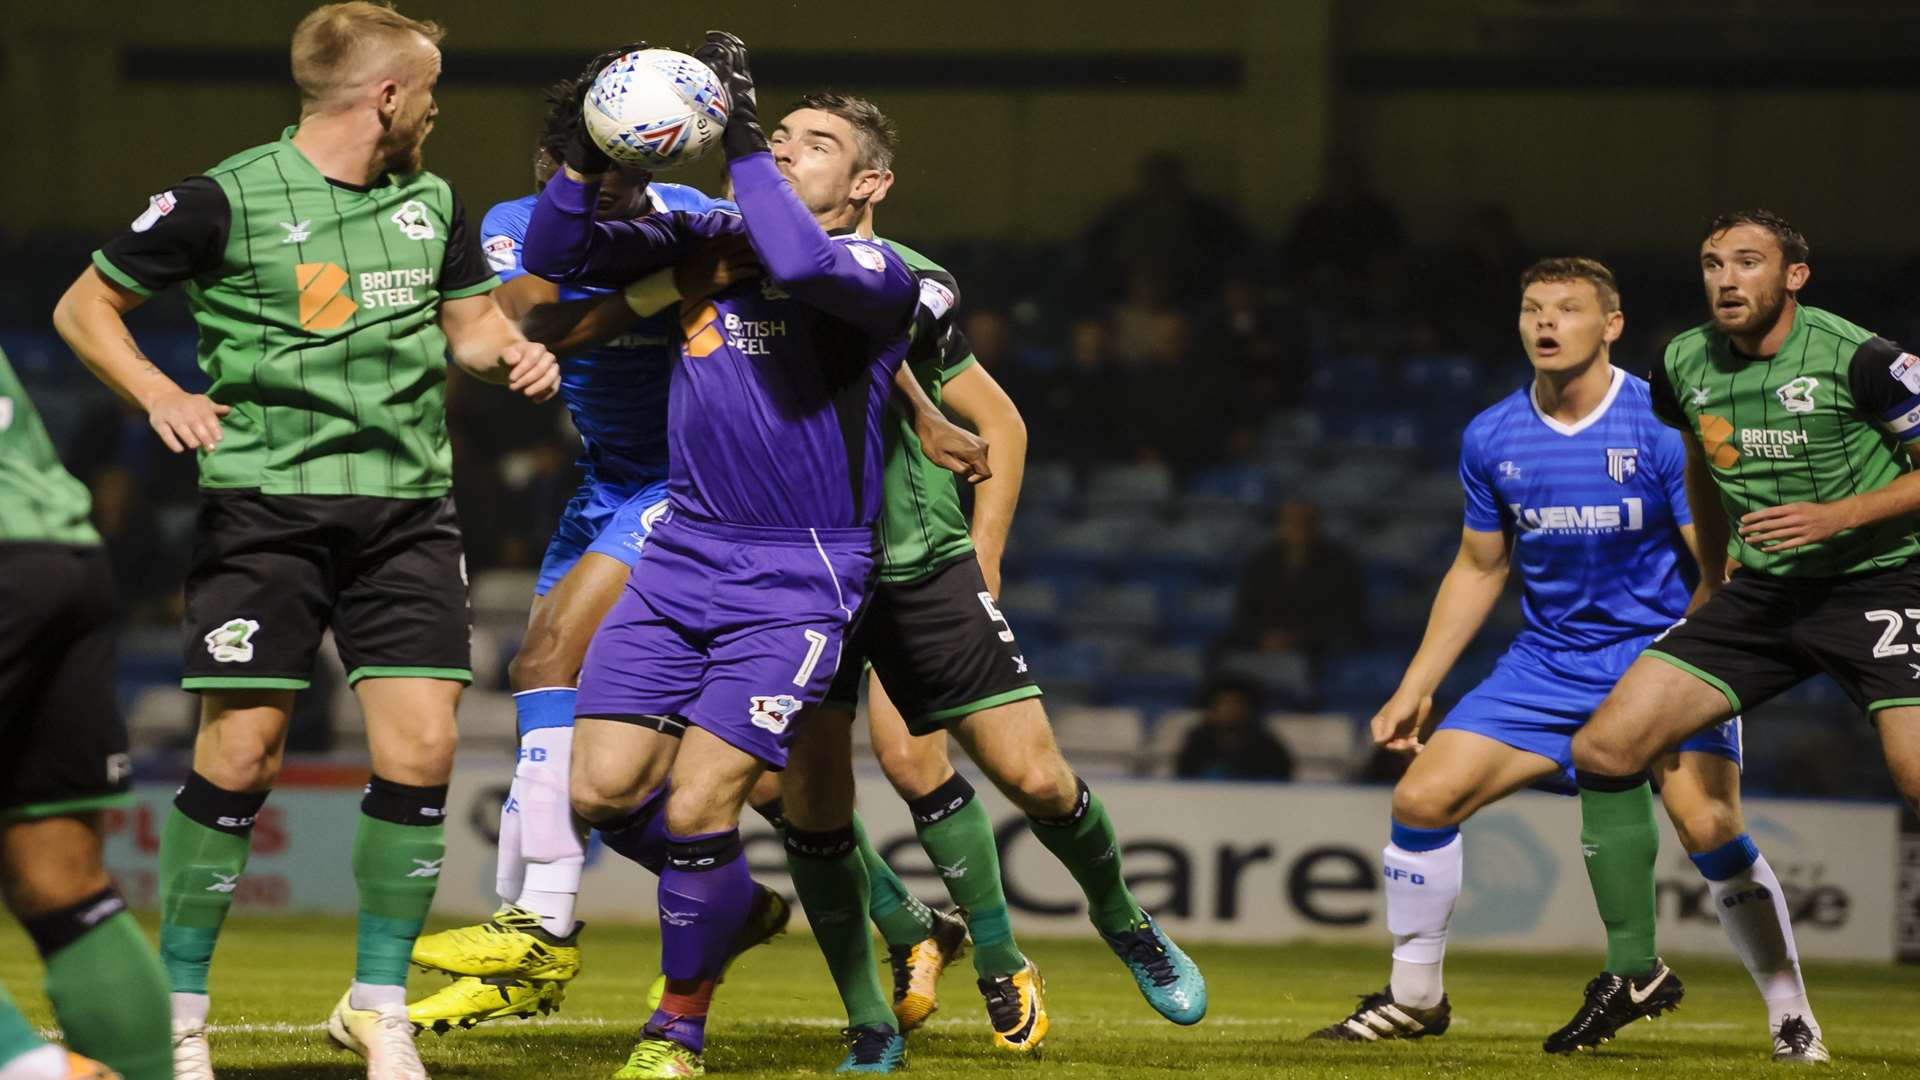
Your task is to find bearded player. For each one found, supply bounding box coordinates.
[1573,208,1920,1062]
[1308,258,1818,1063]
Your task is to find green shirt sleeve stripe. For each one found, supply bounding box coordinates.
[90,251,154,297]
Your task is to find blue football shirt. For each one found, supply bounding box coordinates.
[1459,367,1697,652]
[480,183,734,487]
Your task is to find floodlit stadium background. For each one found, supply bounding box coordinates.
[6,0,1920,958]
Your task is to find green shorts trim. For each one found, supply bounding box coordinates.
[346,665,474,686]
[1868,696,1920,714]
[1643,649,1742,712]
[915,685,1044,729]
[183,676,310,691]
[1,792,135,823]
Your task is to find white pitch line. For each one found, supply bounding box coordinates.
[44,1012,1737,1041]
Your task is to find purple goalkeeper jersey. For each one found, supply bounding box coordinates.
[522,153,919,530]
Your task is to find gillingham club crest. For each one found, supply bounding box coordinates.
[1606,447,1639,484]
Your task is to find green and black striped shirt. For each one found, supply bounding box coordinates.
[93,128,498,498]
[1651,304,1920,577]
[0,347,100,546]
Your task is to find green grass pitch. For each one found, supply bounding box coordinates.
[5,914,1918,1078]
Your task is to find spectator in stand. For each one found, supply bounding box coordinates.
[1218,500,1368,669]
[1281,147,1405,301]
[1176,680,1294,781]
[1081,149,1246,305]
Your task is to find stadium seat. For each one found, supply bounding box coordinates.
[1213,649,1314,708]
[1021,461,1078,512]
[126,685,195,752]
[1138,707,1203,777]
[1267,712,1362,782]
[1084,462,1175,513]
[1060,583,1161,635]
[470,569,540,627]
[1049,705,1146,775]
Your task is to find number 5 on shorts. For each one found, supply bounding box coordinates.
[977,591,1015,643]
[793,629,830,687]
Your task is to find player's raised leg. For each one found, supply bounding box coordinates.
[861,677,1032,1049]
[782,711,907,1073]
[1313,729,1557,1041]
[408,550,632,1029]
[951,699,1207,1025]
[1657,745,1826,1061]
[1553,655,1734,1052]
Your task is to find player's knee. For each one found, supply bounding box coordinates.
[1671,804,1742,854]
[379,719,458,785]
[875,738,947,800]
[0,829,110,918]
[1572,727,1646,777]
[1003,759,1077,819]
[198,736,283,792]
[1391,777,1466,830]
[664,789,737,837]
[569,768,638,826]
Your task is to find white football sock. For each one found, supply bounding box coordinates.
[170,990,210,1026]
[495,772,528,905]
[513,725,586,937]
[1705,851,1818,1035]
[0,1045,67,1080]
[1385,834,1463,1009]
[348,982,406,1012]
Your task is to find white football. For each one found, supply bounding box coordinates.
[584,48,729,170]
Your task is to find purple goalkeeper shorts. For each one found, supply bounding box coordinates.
[574,508,876,768]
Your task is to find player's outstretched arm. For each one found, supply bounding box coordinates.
[440,294,560,401]
[521,172,709,287]
[1373,527,1509,753]
[697,31,917,335]
[53,266,228,454]
[941,364,1027,595]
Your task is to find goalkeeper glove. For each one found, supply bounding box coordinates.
[694,31,767,159]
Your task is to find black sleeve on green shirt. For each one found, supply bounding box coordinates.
[941,325,977,377]
[439,188,495,295]
[95,176,229,291]
[1646,352,1687,430]
[1846,335,1920,420]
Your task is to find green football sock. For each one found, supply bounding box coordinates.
[785,826,894,1029]
[0,983,48,1065]
[44,911,172,1080]
[907,774,1026,978]
[1577,771,1661,977]
[159,775,266,994]
[853,814,935,950]
[353,778,449,986]
[1027,778,1144,936]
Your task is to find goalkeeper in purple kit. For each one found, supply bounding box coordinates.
[522,31,917,1076]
